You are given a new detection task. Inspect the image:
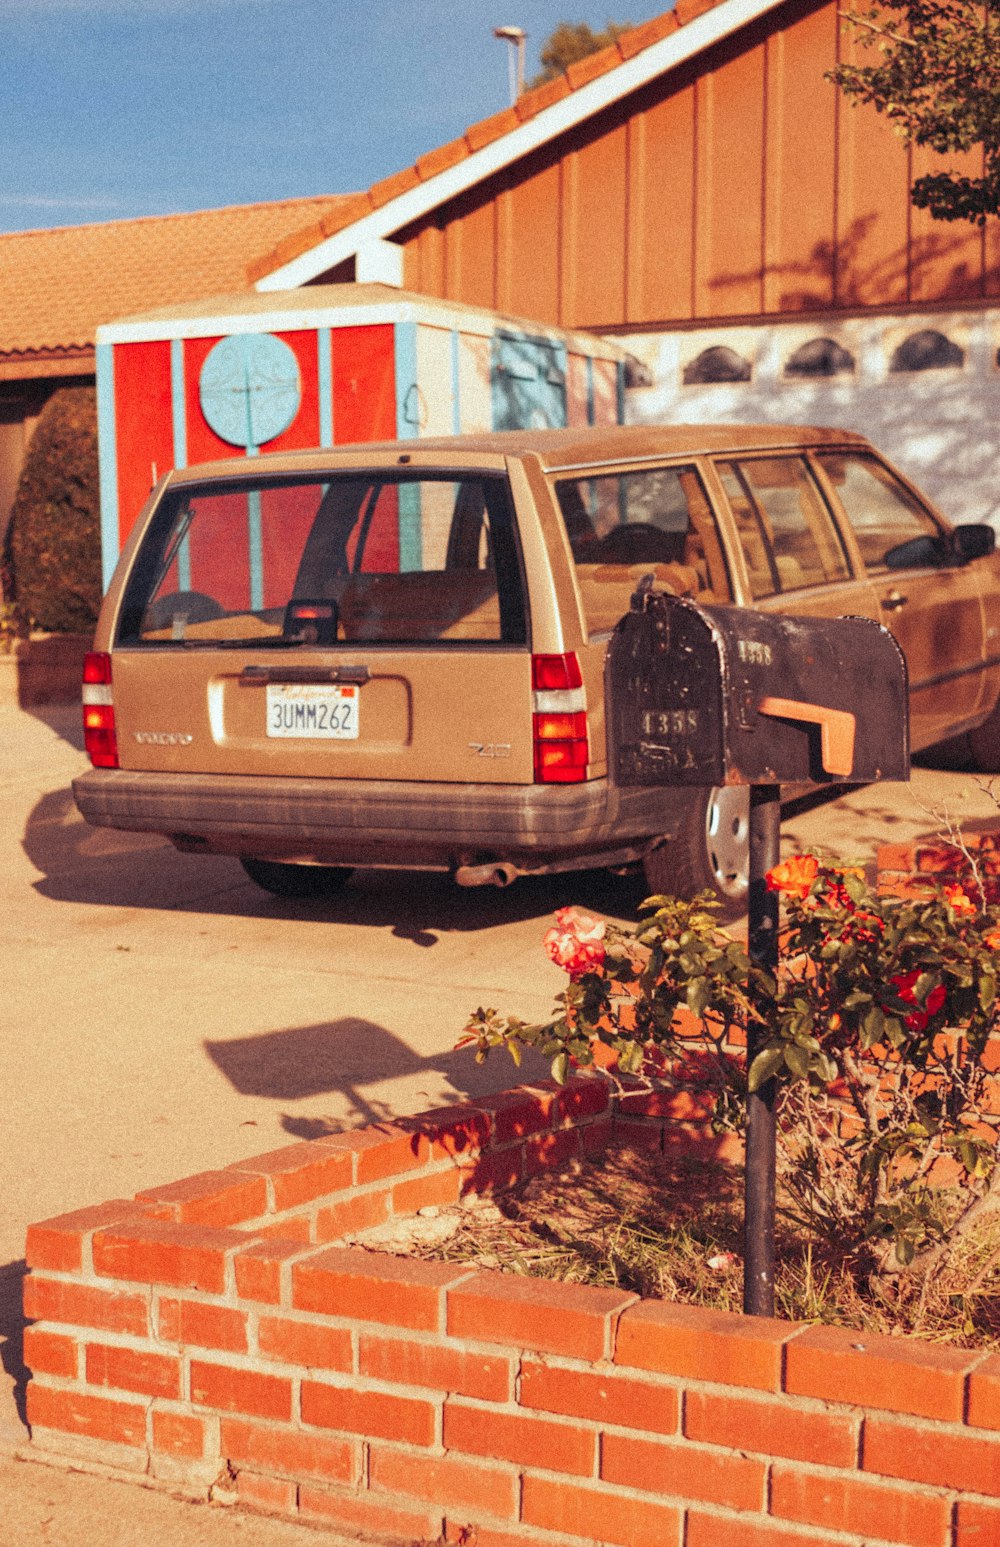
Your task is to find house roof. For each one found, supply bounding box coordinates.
[0,194,356,360]
[250,0,782,291]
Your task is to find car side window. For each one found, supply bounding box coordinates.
[717,456,851,600]
[815,452,941,572]
[554,464,730,636]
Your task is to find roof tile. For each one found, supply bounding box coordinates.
[370,166,422,210]
[465,105,523,152]
[617,12,680,59]
[514,74,573,123]
[565,41,626,91]
[0,195,356,356]
[415,136,470,182]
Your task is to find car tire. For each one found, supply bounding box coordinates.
[968,698,1000,772]
[642,785,751,919]
[239,858,353,897]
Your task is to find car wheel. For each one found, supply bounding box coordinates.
[642,785,751,918]
[239,858,353,897]
[968,698,1000,772]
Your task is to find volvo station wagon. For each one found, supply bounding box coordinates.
[73,425,1000,913]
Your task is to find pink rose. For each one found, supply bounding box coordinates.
[544,908,607,978]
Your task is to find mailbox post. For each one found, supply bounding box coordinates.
[607,590,909,1317]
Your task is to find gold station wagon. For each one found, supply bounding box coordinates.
[73,425,1000,914]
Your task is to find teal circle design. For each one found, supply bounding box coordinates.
[199,333,302,448]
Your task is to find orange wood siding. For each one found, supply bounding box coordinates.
[398,0,994,328]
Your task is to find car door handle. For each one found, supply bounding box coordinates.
[882,590,908,611]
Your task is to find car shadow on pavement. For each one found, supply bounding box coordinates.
[22,784,650,929]
[0,1262,28,1433]
[205,1016,553,1133]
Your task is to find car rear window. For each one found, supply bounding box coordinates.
[116,472,528,648]
[553,463,730,636]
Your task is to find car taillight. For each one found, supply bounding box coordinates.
[82,651,118,768]
[532,652,588,783]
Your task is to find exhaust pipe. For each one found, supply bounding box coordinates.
[454,861,520,888]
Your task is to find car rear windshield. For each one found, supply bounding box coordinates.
[116,472,529,648]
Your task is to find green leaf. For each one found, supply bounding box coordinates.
[551,1051,569,1085]
[748,1044,785,1092]
[784,1044,812,1079]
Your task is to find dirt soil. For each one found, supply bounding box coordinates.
[353,1147,1000,1347]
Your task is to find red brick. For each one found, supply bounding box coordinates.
[293,1245,467,1331]
[602,1430,764,1511]
[23,1326,78,1379]
[257,1315,352,1373]
[233,1239,311,1304]
[968,1352,1000,1430]
[254,1215,312,1243]
[301,1379,435,1445]
[476,1089,554,1145]
[580,1119,614,1155]
[190,1360,292,1421]
[25,1201,149,1273]
[771,1462,950,1547]
[956,1498,1000,1546]
[136,1170,267,1228]
[400,1105,491,1162]
[448,1272,633,1361]
[610,1115,664,1151]
[152,1410,207,1459]
[684,1389,858,1467]
[520,1360,679,1435]
[521,1475,682,1547]
[87,1342,181,1400]
[877,842,917,874]
[27,1384,146,1448]
[370,1446,518,1519]
[614,1300,795,1391]
[785,1323,979,1422]
[523,1126,580,1177]
[416,137,468,181]
[443,1524,537,1547]
[318,1123,430,1184]
[221,1416,358,1484]
[863,1414,1000,1496]
[686,1514,847,1547]
[359,1334,511,1401]
[444,1399,595,1476]
[392,1165,461,1216]
[93,1220,249,1294]
[298,1483,441,1542]
[458,1148,522,1198]
[314,1187,390,1242]
[235,1472,296,1515]
[24,1276,149,1337]
[158,1297,248,1352]
[226,1142,353,1212]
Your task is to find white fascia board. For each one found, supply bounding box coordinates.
[96,297,632,353]
[256,0,785,292]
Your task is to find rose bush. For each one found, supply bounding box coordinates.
[463,863,1000,1282]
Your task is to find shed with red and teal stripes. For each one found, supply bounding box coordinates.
[94,283,628,589]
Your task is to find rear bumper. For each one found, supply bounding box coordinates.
[72,767,690,871]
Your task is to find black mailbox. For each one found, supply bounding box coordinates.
[607,590,909,788]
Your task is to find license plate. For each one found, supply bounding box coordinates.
[266,683,359,739]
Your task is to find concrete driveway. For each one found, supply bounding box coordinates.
[2,697,999,1539]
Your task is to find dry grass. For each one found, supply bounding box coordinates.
[408,1148,1000,1347]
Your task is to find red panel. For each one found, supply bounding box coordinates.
[113,341,174,550]
[183,336,233,467]
[186,494,252,612]
[332,325,396,444]
[260,483,317,608]
[260,331,320,454]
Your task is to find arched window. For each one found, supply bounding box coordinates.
[682,346,752,385]
[785,337,855,378]
[890,329,964,372]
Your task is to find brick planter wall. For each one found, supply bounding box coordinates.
[0,631,90,707]
[23,1076,1000,1547]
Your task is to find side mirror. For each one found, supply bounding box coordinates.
[950,523,996,563]
[884,534,948,569]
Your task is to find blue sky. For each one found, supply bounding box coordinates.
[1,0,665,234]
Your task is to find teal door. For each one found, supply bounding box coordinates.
[490,333,567,431]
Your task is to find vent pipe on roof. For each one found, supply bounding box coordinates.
[494,25,526,105]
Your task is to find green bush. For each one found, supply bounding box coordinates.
[6,385,101,633]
